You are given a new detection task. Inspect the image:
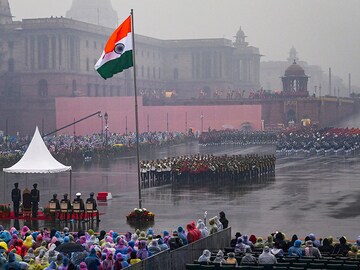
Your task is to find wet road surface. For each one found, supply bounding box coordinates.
[2,142,360,240]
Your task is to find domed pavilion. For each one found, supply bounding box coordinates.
[281,60,309,97]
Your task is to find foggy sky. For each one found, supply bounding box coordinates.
[8,0,360,87]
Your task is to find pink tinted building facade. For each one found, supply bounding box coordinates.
[55,97,262,135]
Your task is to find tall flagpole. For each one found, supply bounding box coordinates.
[131,9,142,209]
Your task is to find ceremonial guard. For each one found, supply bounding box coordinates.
[150,162,156,181]
[155,160,162,182]
[143,152,275,186]
[30,183,40,218]
[140,162,147,182]
[86,192,100,222]
[11,182,21,217]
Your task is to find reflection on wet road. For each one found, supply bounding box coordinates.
[3,142,360,239]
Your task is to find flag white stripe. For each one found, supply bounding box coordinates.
[95,32,133,70]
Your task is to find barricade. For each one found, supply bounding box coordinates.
[128,227,231,270]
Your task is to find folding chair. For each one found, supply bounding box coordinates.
[343,264,359,270]
[22,189,32,218]
[60,202,71,220]
[85,202,97,221]
[72,202,84,220]
[326,264,343,269]
[49,202,59,219]
[307,262,326,269]
[219,265,236,269]
[185,264,203,270]
[272,267,287,270]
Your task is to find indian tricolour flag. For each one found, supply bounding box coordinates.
[95,15,133,79]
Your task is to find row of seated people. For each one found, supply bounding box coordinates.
[188,246,360,269]
[228,232,360,257]
[186,231,360,270]
[48,192,100,222]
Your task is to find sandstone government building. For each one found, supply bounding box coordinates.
[0,0,355,135]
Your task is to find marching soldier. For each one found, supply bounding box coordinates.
[155,161,163,183]
[150,162,156,181]
[141,153,276,186]
[140,162,147,183]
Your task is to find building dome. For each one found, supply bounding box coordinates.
[234,26,248,48]
[0,0,13,24]
[236,27,245,38]
[284,60,306,76]
[66,0,118,28]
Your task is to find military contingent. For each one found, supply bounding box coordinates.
[140,154,276,187]
[276,127,360,154]
[199,130,277,146]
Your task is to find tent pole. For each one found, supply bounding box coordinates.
[70,170,72,200]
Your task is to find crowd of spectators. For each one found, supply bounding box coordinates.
[196,231,360,267]
[0,131,194,169]
[140,89,176,101]
[3,125,359,170]
[2,217,360,269]
[0,211,229,269]
[139,87,307,101]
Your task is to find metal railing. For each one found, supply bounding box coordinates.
[128,227,231,270]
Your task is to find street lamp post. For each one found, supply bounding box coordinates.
[41,118,45,136]
[200,113,204,134]
[98,113,103,138]
[319,84,322,97]
[147,114,149,132]
[73,118,76,143]
[104,112,108,146]
[5,118,8,150]
[166,112,169,132]
[5,118,8,138]
[125,115,128,135]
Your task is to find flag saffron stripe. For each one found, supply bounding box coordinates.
[104,15,131,54]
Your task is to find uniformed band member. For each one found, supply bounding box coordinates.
[30,183,40,218]
[86,192,100,222]
[49,193,60,219]
[140,162,147,182]
[11,183,21,217]
[73,192,85,219]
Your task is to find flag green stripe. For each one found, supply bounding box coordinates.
[96,50,133,79]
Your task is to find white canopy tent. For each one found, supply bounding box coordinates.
[3,126,72,201]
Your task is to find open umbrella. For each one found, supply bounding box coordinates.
[71,251,88,265]
[54,242,85,254]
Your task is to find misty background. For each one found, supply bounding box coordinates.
[8,0,360,88]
